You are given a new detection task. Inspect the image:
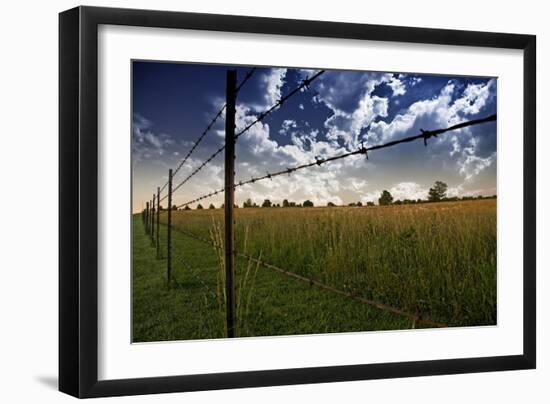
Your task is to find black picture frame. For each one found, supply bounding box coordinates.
[59,5,536,398]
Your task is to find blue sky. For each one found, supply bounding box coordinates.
[132,61,497,212]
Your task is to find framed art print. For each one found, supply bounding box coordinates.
[59,6,536,398]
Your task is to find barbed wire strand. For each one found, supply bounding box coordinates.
[237,252,446,328]
[169,226,446,328]
[170,114,496,208]
[171,146,226,196]
[235,67,257,94]
[172,254,218,300]
[175,186,226,209]
[158,105,226,202]
[174,106,227,177]
[234,114,496,188]
[234,70,325,140]
[167,70,326,198]
[157,68,258,199]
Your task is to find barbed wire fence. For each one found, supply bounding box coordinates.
[140,67,497,337]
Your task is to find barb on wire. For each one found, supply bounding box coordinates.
[235,70,325,140]
[175,186,226,209]
[171,226,446,328]
[173,105,227,177]
[157,104,227,202]
[367,113,496,151]
[168,70,325,199]
[159,67,256,200]
[233,114,497,189]
[170,145,226,196]
[235,67,257,94]
[171,226,217,247]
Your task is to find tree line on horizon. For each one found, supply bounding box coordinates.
[155,181,496,211]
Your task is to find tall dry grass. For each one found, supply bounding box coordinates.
[168,199,496,327]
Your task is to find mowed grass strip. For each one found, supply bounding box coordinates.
[132,217,225,342]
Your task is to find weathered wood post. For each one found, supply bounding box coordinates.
[224,69,237,338]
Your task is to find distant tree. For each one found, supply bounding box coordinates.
[428,180,448,202]
[253,202,259,208]
[378,190,393,206]
[282,199,290,208]
[196,204,203,210]
[356,201,363,207]
[289,202,296,207]
[348,202,356,207]
[366,201,375,207]
[275,203,280,207]
[394,200,402,205]
[184,205,191,211]
[243,198,253,208]
[327,202,336,207]
[209,203,216,209]
[261,199,272,208]
[172,205,178,211]
[303,200,314,207]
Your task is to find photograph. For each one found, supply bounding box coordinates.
[131,61,498,342]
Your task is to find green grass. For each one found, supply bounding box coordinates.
[132,199,496,342]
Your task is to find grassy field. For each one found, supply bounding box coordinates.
[132,199,496,342]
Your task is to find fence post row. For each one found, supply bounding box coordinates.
[167,168,173,286]
[156,186,160,259]
[224,70,237,338]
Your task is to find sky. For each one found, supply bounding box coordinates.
[132,61,497,212]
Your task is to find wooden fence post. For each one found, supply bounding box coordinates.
[224,70,237,338]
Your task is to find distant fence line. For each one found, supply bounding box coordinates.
[140,67,497,336]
